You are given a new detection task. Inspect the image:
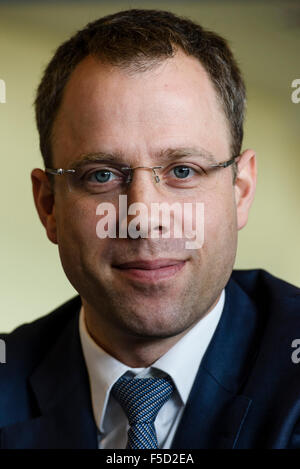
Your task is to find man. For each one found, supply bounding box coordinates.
[0,9,299,449]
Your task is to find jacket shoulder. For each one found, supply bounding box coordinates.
[231,268,300,302]
[0,296,81,377]
[0,296,82,429]
[230,268,300,339]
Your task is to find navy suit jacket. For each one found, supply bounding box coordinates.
[1,269,300,449]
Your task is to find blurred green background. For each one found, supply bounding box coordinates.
[0,0,299,332]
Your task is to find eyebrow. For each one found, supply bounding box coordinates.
[70,146,218,168]
[157,147,218,164]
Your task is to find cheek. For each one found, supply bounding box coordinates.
[202,187,237,249]
[55,198,108,262]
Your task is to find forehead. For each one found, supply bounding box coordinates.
[52,51,230,167]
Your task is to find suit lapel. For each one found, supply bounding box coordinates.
[1,303,98,449]
[172,276,262,449]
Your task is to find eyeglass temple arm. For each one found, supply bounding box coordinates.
[45,168,76,175]
[210,155,240,168]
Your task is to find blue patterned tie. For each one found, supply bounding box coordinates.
[111,375,174,449]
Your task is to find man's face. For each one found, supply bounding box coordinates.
[46,51,249,339]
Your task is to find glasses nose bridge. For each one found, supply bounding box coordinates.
[121,165,166,238]
[124,165,162,184]
[123,165,165,210]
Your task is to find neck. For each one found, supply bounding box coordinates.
[82,296,220,367]
[83,312,198,368]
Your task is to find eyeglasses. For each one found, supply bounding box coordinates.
[45,155,239,196]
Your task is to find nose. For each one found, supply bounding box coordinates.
[119,166,167,239]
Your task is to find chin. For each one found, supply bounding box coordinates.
[117,309,193,340]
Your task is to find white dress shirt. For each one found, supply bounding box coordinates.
[79,289,225,449]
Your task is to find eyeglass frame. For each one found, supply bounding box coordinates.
[45,155,239,186]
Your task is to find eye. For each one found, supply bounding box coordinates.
[89,169,118,183]
[171,165,196,179]
[82,168,125,185]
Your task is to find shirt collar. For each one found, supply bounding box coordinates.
[151,289,225,403]
[79,289,225,433]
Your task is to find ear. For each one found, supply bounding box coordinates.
[31,168,58,244]
[234,149,257,231]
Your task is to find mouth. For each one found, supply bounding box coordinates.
[112,258,186,283]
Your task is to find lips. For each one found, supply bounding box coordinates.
[112,258,186,283]
[114,259,185,270]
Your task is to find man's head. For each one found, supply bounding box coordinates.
[35,9,246,178]
[31,9,256,363]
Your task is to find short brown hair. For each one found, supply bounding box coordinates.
[35,8,246,181]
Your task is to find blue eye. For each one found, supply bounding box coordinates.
[172,166,195,179]
[73,165,125,194]
[90,170,117,183]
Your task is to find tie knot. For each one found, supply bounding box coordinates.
[111,375,174,425]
